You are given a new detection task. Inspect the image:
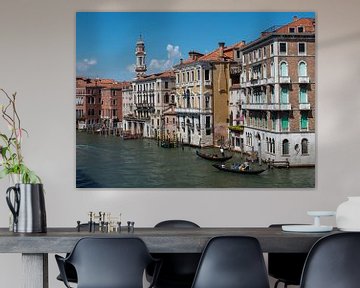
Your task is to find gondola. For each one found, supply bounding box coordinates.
[196,150,232,162]
[212,163,267,175]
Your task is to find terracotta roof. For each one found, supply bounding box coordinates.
[275,17,315,34]
[198,41,245,62]
[175,41,245,68]
[76,77,130,89]
[136,70,175,82]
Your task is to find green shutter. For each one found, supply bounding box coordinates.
[281,87,288,104]
[281,115,289,130]
[301,113,308,129]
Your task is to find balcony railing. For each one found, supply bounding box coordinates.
[299,76,310,83]
[175,107,201,114]
[228,125,244,132]
[279,76,291,83]
[299,103,311,110]
[242,103,292,111]
[204,80,212,86]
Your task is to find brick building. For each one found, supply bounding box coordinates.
[237,16,316,166]
[76,77,129,130]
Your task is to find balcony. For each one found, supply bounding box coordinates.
[135,103,155,113]
[204,80,212,86]
[242,103,268,110]
[279,76,291,83]
[299,103,311,110]
[228,125,244,132]
[268,103,292,111]
[260,79,267,85]
[175,107,201,114]
[267,77,274,84]
[299,76,310,83]
[242,103,292,111]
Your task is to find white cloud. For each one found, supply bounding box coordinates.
[126,63,136,73]
[77,58,97,72]
[149,44,182,72]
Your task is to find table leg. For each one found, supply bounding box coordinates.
[22,253,48,288]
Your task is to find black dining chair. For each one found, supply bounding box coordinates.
[147,220,201,288]
[191,236,270,288]
[300,232,360,288]
[268,224,308,288]
[55,237,160,288]
[56,223,99,284]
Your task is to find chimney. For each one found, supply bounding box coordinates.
[293,16,298,22]
[218,42,225,58]
[180,58,183,64]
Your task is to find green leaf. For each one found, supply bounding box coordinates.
[0,168,9,179]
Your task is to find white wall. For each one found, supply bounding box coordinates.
[0,0,360,287]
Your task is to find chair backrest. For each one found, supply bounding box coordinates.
[152,220,201,286]
[67,237,154,288]
[155,219,200,228]
[191,236,270,288]
[300,232,360,288]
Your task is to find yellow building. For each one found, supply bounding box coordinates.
[173,42,244,147]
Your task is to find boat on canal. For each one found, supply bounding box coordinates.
[212,163,267,175]
[196,150,232,162]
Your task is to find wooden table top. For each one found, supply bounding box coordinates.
[0,227,340,254]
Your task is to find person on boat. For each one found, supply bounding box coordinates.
[239,162,250,171]
[220,146,225,157]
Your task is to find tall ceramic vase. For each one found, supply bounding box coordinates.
[336,197,360,231]
[6,183,47,233]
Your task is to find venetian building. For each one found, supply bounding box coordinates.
[123,37,175,138]
[173,41,244,147]
[239,16,316,166]
[228,47,245,152]
[75,77,103,129]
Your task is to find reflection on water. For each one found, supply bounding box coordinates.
[76,132,315,188]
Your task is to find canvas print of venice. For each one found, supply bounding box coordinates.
[76,12,316,188]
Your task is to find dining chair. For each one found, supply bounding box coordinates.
[268,224,308,288]
[147,220,201,288]
[300,232,360,288]
[56,223,99,284]
[191,236,270,288]
[55,237,160,288]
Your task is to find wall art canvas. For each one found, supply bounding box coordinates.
[76,12,316,188]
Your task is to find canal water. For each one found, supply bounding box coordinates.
[76,132,315,188]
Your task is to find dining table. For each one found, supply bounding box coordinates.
[0,226,340,288]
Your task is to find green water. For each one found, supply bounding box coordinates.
[76,132,315,188]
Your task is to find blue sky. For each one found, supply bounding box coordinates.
[76,12,315,81]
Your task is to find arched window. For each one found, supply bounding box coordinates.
[280,86,289,104]
[263,64,267,78]
[270,62,274,77]
[282,139,289,155]
[266,137,269,152]
[164,93,169,103]
[272,138,275,153]
[298,61,307,77]
[299,87,307,103]
[301,138,308,154]
[280,62,288,77]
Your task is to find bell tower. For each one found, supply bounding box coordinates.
[135,35,147,78]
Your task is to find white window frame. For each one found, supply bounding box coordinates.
[279,42,287,55]
[298,42,306,56]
